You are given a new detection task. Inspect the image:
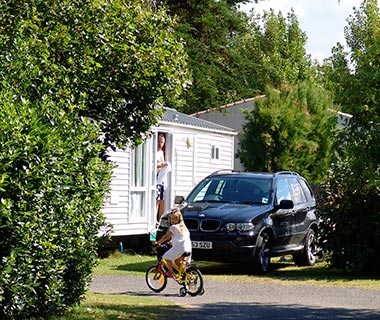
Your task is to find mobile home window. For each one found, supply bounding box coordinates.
[211,145,220,160]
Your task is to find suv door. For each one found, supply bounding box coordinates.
[271,177,296,250]
[293,177,316,242]
[288,177,314,246]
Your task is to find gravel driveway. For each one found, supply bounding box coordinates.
[90,274,380,320]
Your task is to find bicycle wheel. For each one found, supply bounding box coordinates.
[145,265,167,293]
[184,266,204,296]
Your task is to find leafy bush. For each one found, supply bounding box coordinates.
[318,115,380,275]
[0,90,112,319]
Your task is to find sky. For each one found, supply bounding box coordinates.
[239,0,364,63]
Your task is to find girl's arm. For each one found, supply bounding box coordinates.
[156,229,172,246]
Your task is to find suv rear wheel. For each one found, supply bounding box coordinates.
[252,232,271,274]
[292,229,317,266]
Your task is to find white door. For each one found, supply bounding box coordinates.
[129,137,156,229]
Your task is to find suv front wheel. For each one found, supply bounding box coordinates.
[292,229,317,267]
[252,232,271,274]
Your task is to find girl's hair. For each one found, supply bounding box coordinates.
[170,208,184,224]
[169,208,189,236]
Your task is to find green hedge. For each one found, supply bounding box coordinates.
[0,91,112,319]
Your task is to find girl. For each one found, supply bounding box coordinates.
[155,209,192,278]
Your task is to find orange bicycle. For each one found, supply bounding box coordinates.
[145,243,204,297]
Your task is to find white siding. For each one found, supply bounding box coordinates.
[170,130,234,201]
[102,149,135,236]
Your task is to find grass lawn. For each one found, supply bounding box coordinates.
[56,251,380,319]
[94,251,380,290]
[56,292,174,320]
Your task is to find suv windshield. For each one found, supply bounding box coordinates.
[187,176,273,205]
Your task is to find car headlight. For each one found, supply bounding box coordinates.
[226,222,254,232]
[236,223,254,231]
[226,223,236,231]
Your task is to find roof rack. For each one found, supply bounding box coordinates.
[209,169,240,176]
[275,171,300,176]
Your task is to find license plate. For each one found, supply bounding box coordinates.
[192,241,212,249]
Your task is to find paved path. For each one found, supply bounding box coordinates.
[90,275,380,319]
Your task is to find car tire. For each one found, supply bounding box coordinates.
[292,229,317,267]
[252,232,271,274]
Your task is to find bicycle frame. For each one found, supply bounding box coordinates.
[154,254,190,284]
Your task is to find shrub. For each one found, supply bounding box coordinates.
[0,90,112,319]
[318,117,380,276]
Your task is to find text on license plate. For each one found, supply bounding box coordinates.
[192,241,212,249]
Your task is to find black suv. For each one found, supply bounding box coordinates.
[157,170,319,274]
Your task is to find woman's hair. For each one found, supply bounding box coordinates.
[158,133,166,142]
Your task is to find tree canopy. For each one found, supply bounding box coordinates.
[160,0,252,113]
[160,0,314,113]
[238,81,337,185]
[246,9,312,90]
[0,0,189,149]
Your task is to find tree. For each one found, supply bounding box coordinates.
[0,0,189,149]
[245,9,314,91]
[238,81,337,185]
[318,0,380,275]
[161,1,314,114]
[0,0,189,317]
[160,0,253,113]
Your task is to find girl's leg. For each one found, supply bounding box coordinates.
[165,260,174,277]
[175,256,183,268]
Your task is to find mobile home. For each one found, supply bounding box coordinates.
[102,108,236,248]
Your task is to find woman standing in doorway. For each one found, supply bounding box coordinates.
[156,133,170,221]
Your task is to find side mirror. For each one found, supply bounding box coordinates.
[278,199,294,209]
[174,195,185,205]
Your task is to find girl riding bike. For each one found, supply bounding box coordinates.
[155,208,192,278]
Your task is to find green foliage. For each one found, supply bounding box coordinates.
[0,89,113,319]
[247,9,312,90]
[318,0,380,275]
[318,120,380,275]
[0,0,189,149]
[161,0,253,113]
[162,0,315,113]
[238,81,337,185]
[0,1,190,317]
[321,0,380,117]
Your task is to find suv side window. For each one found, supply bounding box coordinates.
[275,178,291,204]
[289,177,307,205]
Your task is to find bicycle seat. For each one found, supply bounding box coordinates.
[182,251,191,257]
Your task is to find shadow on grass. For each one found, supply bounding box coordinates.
[63,297,380,320]
[112,253,380,285]
[114,260,156,273]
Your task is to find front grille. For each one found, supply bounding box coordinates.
[184,218,199,231]
[200,219,221,232]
